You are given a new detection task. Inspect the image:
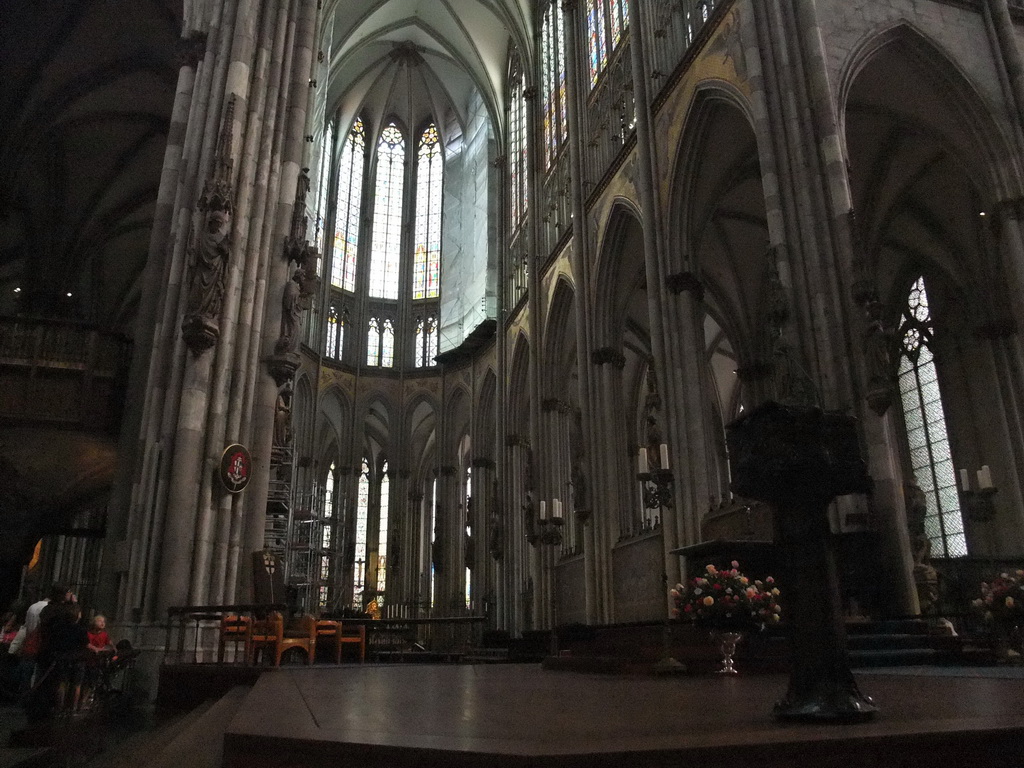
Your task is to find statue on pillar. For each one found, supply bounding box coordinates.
[272,381,293,448]
[182,97,236,355]
[905,481,939,613]
[643,365,663,469]
[862,299,897,416]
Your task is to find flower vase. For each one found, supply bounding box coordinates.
[711,630,743,675]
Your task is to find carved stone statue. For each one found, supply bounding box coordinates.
[272,382,292,448]
[277,269,304,355]
[182,97,235,355]
[905,481,939,613]
[863,299,897,416]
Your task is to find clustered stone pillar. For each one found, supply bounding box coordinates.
[103,0,320,623]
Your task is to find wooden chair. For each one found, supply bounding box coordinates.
[279,614,317,666]
[217,614,253,663]
[250,613,317,666]
[338,621,367,663]
[314,620,342,664]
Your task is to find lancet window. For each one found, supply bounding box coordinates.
[333,119,364,292]
[324,303,347,360]
[541,4,568,167]
[413,124,442,300]
[587,0,629,86]
[353,458,370,608]
[369,123,405,300]
[414,315,438,368]
[509,56,529,227]
[897,276,966,558]
[376,461,390,599]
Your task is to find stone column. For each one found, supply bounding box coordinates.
[241,0,319,600]
[560,0,608,624]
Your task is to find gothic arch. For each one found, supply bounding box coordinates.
[669,86,770,367]
[841,24,1011,325]
[592,201,646,352]
[475,368,498,459]
[837,21,1021,199]
[509,332,531,432]
[542,276,578,397]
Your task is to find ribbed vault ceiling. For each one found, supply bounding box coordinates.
[324,0,531,137]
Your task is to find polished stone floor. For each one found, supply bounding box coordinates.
[223,664,1024,768]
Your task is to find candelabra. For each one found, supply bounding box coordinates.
[959,465,997,522]
[637,443,674,510]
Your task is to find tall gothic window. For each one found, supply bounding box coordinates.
[509,57,529,227]
[320,464,336,609]
[897,276,966,558]
[353,458,370,608]
[414,315,438,368]
[376,461,390,599]
[541,4,568,167]
[315,122,333,274]
[325,304,346,360]
[587,0,629,86]
[464,467,472,608]
[413,124,442,300]
[369,123,405,300]
[333,119,365,292]
[367,317,395,368]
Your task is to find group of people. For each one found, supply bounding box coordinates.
[1,583,127,719]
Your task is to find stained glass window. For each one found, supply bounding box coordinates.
[541,5,568,168]
[326,305,339,359]
[333,119,364,292]
[413,124,442,300]
[367,316,395,368]
[381,318,395,368]
[315,122,333,276]
[376,461,390,597]
[465,468,472,607]
[369,123,405,300]
[587,0,629,87]
[325,304,345,360]
[897,276,966,558]
[353,458,369,608]
[509,60,527,226]
[367,317,380,366]
[414,315,438,368]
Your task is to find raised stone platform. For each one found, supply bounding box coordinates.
[222,664,1024,768]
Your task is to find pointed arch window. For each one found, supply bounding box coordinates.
[509,57,529,225]
[320,464,336,609]
[315,122,333,275]
[897,276,967,558]
[414,315,438,368]
[333,119,365,292]
[541,4,568,167]
[325,303,346,360]
[464,467,472,608]
[367,317,395,368]
[587,0,629,87]
[376,461,390,599]
[353,458,370,608]
[369,123,405,300]
[413,123,442,300]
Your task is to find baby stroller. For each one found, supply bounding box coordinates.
[85,640,140,710]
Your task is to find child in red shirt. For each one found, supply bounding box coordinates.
[87,615,114,654]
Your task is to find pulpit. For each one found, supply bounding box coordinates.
[727,401,878,722]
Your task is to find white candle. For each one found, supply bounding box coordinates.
[660,443,669,469]
[553,500,562,519]
[539,501,547,520]
[978,465,993,490]
[638,448,649,474]
[959,468,969,491]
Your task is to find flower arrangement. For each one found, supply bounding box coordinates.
[671,561,782,630]
[972,570,1024,624]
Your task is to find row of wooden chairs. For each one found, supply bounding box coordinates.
[217,614,366,666]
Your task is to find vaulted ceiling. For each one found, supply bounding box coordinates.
[324,0,531,138]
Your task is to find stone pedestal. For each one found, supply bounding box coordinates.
[727,401,878,722]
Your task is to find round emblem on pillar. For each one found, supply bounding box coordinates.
[220,443,252,493]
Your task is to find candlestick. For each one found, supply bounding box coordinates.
[959,468,969,491]
[660,443,669,470]
[638,448,649,474]
[539,501,547,520]
[978,465,993,490]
